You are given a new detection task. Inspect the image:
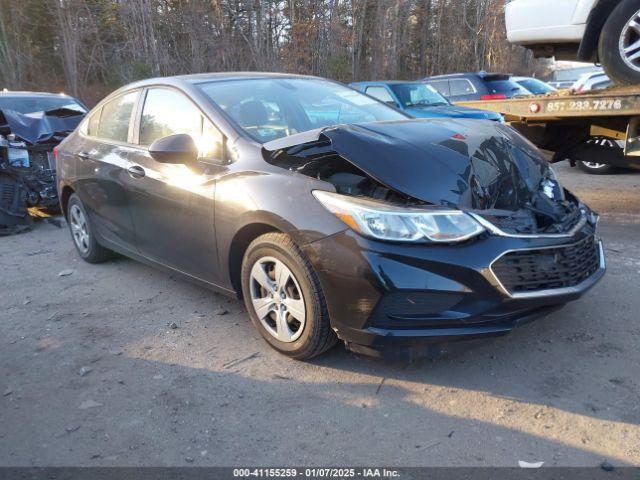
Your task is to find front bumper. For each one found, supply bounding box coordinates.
[303,222,605,359]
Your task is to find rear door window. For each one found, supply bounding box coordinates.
[426,80,450,97]
[449,79,476,96]
[97,91,139,143]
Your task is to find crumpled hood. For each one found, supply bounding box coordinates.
[405,105,502,121]
[263,118,587,234]
[274,118,554,210]
[0,108,84,145]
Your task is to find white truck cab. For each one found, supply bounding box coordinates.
[506,0,640,86]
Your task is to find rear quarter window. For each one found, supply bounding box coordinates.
[86,108,101,137]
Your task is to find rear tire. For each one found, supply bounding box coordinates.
[599,0,640,86]
[67,193,112,263]
[241,232,337,360]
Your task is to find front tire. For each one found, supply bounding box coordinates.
[599,0,640,86]
[241,232,337,360]
[67,193,112,263]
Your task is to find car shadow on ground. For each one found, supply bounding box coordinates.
[1,342,635,466]
[1,219,638,466]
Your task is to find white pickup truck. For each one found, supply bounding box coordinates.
[506,0,640,85]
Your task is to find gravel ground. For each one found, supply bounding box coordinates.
[1,163,639,467]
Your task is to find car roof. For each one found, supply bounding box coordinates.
[89,72,369,142]
[102,72,334,102]
[351,80,425,86]
[121,72,324,90]
[425,72,512,80]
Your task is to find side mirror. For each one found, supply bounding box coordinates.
[149,134,198,164]
[386,100,398,108]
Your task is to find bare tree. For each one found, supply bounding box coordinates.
[0,0,539,104]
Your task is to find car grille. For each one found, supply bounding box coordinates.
[492,236,600,295]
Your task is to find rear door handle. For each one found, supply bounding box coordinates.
[127,165,146,178]
[77,151,92,160]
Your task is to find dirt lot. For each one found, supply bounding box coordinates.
[1,163,639,467]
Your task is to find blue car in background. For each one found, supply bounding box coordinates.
[349,81,503,121]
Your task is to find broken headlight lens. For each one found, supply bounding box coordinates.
[312,190,485,243]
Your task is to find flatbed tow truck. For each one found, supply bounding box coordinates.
[456,86,640,174]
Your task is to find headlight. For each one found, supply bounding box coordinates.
[313,190,485,243]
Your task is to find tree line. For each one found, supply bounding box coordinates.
[0,0,538,106]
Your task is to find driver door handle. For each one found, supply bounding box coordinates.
[127,165,146,178]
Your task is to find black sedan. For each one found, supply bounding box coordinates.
[56,73,605,360]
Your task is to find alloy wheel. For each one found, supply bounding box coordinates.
[69,204,90,254]
[583,138,618,169]
[581,161,609,169]
[249,256,306,343]
[619,8,640,73]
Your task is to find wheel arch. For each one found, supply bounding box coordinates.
[225,204,324,297]
[227,222,282,298]
[59,184,75,219]
[578,0,623,62]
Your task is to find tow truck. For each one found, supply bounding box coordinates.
[456,86,640,175]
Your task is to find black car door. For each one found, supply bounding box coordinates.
[74,90,141,253]
[124,86,225,283]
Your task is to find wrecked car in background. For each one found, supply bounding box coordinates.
[0,91,86,234]
[56,73,605,360]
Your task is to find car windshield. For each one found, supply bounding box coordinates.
[197,78,407,143]
[0,95,86,114]
[516,78,556,94]
[390,83,449,107]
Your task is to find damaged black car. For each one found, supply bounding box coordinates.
[0,91,86,234]
[56,73,605,359]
